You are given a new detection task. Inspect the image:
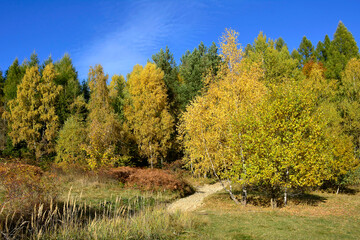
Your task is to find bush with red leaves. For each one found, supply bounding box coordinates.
[105,167,194,197]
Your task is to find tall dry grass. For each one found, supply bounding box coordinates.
[0,189,196,239]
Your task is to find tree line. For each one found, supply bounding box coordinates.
[0,22,359,206]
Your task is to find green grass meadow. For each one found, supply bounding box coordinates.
[182,188,360,240]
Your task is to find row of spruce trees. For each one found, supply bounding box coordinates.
[0,22,359,188]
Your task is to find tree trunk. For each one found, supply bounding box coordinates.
[336,186,340,194]
[284,168,289,207]
[271,188,277,209]
[150,144,153,169]
[271,197,277,209]
[242,186,247,206]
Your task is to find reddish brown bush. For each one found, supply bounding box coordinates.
[105,167,194,196]
[105,167,137,183]
[0,163,58,215]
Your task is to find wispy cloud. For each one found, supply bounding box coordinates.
[73,0,209,80]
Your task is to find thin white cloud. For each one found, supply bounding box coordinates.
[74,0,207,80]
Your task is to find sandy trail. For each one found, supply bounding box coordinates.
[167,182,223,213]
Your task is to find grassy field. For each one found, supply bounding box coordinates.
[2,168,360,239]
[182,187,360,240]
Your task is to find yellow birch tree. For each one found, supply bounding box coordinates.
[84,65,121,169]
[179,29,266,204]
[125,63,174,168]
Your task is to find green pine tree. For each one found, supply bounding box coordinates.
[326,22,359,80]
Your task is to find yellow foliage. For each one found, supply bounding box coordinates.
[179,29,265,181]
[85,65,121,169]
[125,63,174,168]
[4,64,61,159]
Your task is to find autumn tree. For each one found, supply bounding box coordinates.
[85,65,120,169]
[340,58,360,157]
[242,80,335,207]
[180,29,265,204]
[56,115,87,165]
[125,63,174,168]
[304,63,358,192]
[302,60,326,78]
[4,64,61,160]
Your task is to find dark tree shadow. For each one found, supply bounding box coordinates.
[289,193,327,206]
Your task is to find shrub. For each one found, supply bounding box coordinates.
[105,167,194,196]
[0,163,58,215]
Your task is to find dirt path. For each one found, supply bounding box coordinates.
[167,182,223,213]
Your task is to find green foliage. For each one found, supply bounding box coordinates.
[291,49,302,68]
[56,115,87,165]
[81,79,90,103]
[315,35,331,63]
[3,58,23,103]
[275,37,287,51]
[53,54,82,124]
[298,36,314,65]
[178,42,222,110]
[326,22,359,80]
[246,32,302,86]
[108,74,126,121]
[152,46,180,116]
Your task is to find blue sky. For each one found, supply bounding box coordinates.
[0,0,359,80]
